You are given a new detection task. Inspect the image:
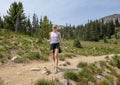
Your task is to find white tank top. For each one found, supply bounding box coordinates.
[50,32,59,44]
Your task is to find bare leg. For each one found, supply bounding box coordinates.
[54,48,59,68]
[52,51,55,67]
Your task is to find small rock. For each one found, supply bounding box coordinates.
[93,47,96,50]
[30,67,40,71]
[41,70,51,75]
[96,63,101,69]
[59,79,76,85]
[41,70,47,74]
[88,81,95,85]
[59,79,69,85]
[22,64,26,66]
[41,67,51,75]
[59,62,67,66]
[96,75,102,79]
[16,72,22,75]
[11,55,20,61]
[105,68,111,74]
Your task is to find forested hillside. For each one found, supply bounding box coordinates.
[59,18,120,41]
[0,2,120,42]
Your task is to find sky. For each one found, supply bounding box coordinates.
[0,0,120,26]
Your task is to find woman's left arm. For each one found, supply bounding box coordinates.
[58,32,63,45]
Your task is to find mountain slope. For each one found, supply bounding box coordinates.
[100,14,120,23]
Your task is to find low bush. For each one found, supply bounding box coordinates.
[103,37,108,43]
[39,55,48,61]
[0,53,3,59]
[77,62,88,68]
[59,55,65,61]
[110,55,120,69]
[34,79,56,85]
[26,52,40,60]
[87,64,98,74]
[102,79,110,85]
[78,70,95,82]
[59,53,75,61]
[14,56,27,63]
[73,39,82,48]
[64,71,78,81]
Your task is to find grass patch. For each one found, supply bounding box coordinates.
[73,39,82,48]
[0,53,4,63]
[109,55,120,69]
[64,71,78,81]
[0,53,3,59]
[0,46,9,52]
[78,69,95,82]
[14,56,27,63]
[77,62,88,68]
[100,79,110,85]
[59,53,76,61]
[34,79,59,85]
[26,52,40,60]
[63,39,120,56]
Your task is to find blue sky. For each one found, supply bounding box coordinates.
[0,0,120,25]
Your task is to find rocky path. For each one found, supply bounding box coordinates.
[0,54,119,85]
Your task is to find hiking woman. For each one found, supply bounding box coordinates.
[49,25,62,73]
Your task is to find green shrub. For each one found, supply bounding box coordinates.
[0,53,3,59]
[77,62,88,68]
[64,54,72,58]
[103,37,108,43]
[110,55,120,69]
[59,55,65,61]
[103,79,110,85]
[59,53,75,61]
[34,79,55,85]
[14,56,27,63]
[39,55,48,61]
[87,64,97,73]
[64,71,78,81]
[66,61,71,65]
[26,52,40,60]
[17,51,24,56]
[115,56,120,69]
[73,39,82,48]
[0,47,8,51]
[78,70,95,82]
[113,41,118,44]
[99,61,106,68]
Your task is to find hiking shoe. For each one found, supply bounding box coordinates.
[56,67,61,72]
[54,67,58,74]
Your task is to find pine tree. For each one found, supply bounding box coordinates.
[115,18,120,27]
[0,16,3,28]
[4,1,26,32]
[35,16,52,42]
[32,13,39,32]
[35,17,43,43]
[41,16,52,39]
[26,17,32,35]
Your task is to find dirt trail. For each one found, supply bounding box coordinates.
[0,54,119,85]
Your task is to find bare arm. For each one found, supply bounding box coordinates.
[58,32,63,45]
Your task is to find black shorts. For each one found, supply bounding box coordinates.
[50,43,60,53]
